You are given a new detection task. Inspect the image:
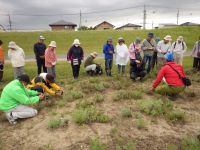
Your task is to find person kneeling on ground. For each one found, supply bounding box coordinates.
[0,74,45,124]
[150,52,186,98]
[27,73,63,97]
[84,52,103,76]
[130,51,146,81]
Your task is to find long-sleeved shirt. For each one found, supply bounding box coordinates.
[8,47,25,67]
[34,42,46,59]
[0,80,39,111]
[103,43,114,59]
[192,41,200,58]
[0,46,4,64]
[141,39,157,56]
[171,41,187,55]
[67,45,84,62]
[129,43,141,60]
[157,40,171,58]
[45,47,57,67]
[152,61,185,89]
[84,55,95,68]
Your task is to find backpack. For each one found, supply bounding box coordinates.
[173,42,185,50]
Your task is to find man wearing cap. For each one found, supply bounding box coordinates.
[27,73,63,96]
[150,52,186,97]
[67,39,84,79]
[171,36,187,65]
[45,41,57,80]
[103,37,115,76]
[0,74,45,124]
[141,33,157,73]
[34,35,47,74]
[0,40,4,81]
[84,52,102,76]
[156,35,172,70]
[8,41,25,79]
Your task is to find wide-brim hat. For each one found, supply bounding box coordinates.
[8,41,18,49]
[91,52,98,58]
[118,37,124,43]
[39,35,45,40]
[48,41,56,48]
[73,39,81,45]
[164,35,172,41]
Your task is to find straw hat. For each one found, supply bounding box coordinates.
[39,35,45,40]
[8,41,18,49]
[177,36,183,42]
[164,35,172,41]
[91,52,98,58]
[73,39,81,45]
[48,41,56,48]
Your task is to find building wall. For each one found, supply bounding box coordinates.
[50,25,75,31]
[158,25,178,29]
[95,23,113,30]
[119,27,141,30]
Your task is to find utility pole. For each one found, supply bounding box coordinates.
[143,5,146,30]
[79,10,82,29]
[177,9,179,25]
[8,14,12,30]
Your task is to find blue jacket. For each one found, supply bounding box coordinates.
[103,43,114,59]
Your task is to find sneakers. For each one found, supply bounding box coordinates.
[6,112,17,125]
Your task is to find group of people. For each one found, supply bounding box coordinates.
[0,33,199,124]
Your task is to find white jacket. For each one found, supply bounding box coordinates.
[8,47,25,67]
[115,44,129,65]
[171,41,187,55]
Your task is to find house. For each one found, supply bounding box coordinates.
[49,20,77,31]
[180,22,200,26]
[94,21,115,30]
[116,23,142,30]
[157,23,178,29]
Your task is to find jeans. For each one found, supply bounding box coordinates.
[105,59,113,76]
[47,66,56,81]
[118,65,125,74]
[144,55,153,73]
[151,52,157,69]
[36,58,47,74]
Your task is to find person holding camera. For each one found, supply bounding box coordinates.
[27,73,63,97]
[0,74,45,124]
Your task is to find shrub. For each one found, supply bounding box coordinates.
[135,118,146,130]
[89,138,107,150]
[121,107,132,118]
[72,106,110,125]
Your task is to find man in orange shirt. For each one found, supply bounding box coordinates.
[0,40,4,81]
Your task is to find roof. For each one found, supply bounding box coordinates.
[159,23,178,26]
[49,20,77,26]
[180,22,199,26]
[117,23,142,29]
[94,21,115,28]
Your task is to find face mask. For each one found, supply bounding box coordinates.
[75,44,79,47]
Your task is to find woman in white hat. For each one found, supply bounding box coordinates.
[67,39,84,79]
[115,37,129,75]
[45,41,57,80]
[171,36,187,65]
[8,41,25,79]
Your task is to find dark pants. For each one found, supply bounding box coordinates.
[105,59,113,76]
[71,64,81,79]
[144,55,153,73]
[130,71,146,80]
[36,58,47,74]
[193,57,200,70]
[118,65,125,74]
[152,52,157,69]
[0,64,3,81]
[31,86,44,93]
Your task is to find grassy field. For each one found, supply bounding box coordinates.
[0,27,199,56]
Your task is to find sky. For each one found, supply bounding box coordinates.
[0,0,200,30]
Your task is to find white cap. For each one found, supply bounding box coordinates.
[39,35,45,40]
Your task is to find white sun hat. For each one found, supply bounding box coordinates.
[164,35,172,41]
[39,35,45,40]
[8,41,18,49]
[48,41,56,48]
[73,39,81,45]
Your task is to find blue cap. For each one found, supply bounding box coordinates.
[164,52,174,61]
[148,32,154,37]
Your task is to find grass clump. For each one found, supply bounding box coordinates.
[135,118,146,130]
[94,83,105,92]
[72,106,110,125]
[113,90,143,101]
[89,138,107,150]
[93,94,104,103]
[121,107,132,118]
[48,117,68,129]
[64,90,84,102]
[181,136,200,150]
[166,110,186,123]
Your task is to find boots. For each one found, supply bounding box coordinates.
[0,70,3,82]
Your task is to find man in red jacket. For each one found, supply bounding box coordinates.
[150,52,185,96]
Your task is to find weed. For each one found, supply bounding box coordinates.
[89,138,107,150]
[166,110,185,123]
[93,94,104,103]
[64,90,84,102]
[76,100,94,109]
[89,78,100,84]
[113,90,143,101]
[121,107,132,118]
[135,118,146,130]
[167,144,178,150]
[94,83,105,92]
[122,141,136,150]
[48,117,68,129]
[181,136,200,150]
